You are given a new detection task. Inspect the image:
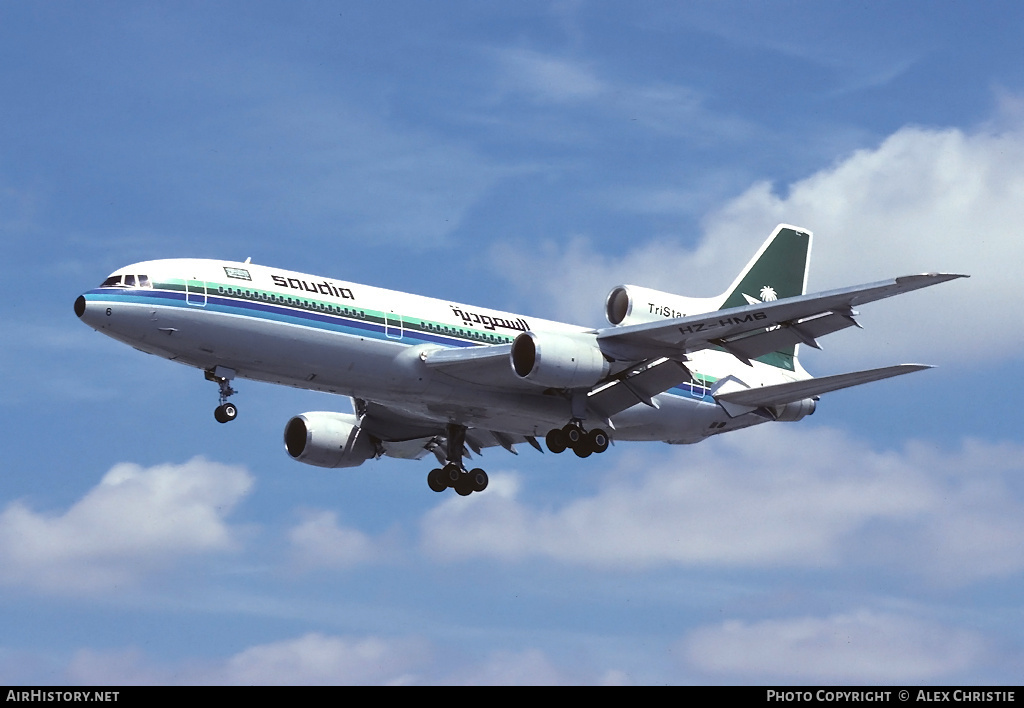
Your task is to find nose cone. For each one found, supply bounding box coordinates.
[74,294,104,331]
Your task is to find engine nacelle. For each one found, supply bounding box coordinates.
[606,284,719,327]
[283,411,376,469]
[510,331,610,389]
[771,397,817,422]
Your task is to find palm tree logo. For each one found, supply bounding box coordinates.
[759,285,778,301]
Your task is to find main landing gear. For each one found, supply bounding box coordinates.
[205,367,238,424]
[427,423,489,496]
[544,422,610,458]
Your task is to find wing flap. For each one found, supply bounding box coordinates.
[588,358,692,420]
[712,310,859,362]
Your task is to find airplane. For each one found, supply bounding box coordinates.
[74,225,965,495]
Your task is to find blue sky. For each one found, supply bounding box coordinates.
[1,1,1022,684]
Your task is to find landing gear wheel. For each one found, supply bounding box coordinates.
[587,428,610,454]
[563,423,583,447]
[443,463,462,485]
[434,423,489,495]
[207,368,238,425]
[546,428,568,454]
[469,468,488,492]
[454,475,474,496]
[214,403,237,424]
[572,441,593,458]
[427,468,448,492]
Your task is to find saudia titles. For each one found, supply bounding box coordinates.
[270,274,356,300]
[450,306,530,333]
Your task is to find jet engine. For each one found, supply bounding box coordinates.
[283,411,376,468]
[606,284,718,327]
[510,331,609,389]
[770,397,817,422]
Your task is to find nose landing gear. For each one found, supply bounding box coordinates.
[205,367,238,424]
[214,402,237,424]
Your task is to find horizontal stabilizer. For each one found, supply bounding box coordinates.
[714,364,933,411]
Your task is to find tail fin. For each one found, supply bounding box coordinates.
[718,224,813,370]
[719,225,812,309]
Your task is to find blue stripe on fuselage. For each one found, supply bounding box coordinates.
[90,287,719,403]
[666,384,712,403]
[86,287,478,349]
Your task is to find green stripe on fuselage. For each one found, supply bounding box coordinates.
[157,279,517,346]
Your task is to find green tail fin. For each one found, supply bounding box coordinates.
[718,225,812,370]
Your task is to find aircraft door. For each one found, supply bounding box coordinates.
[685,374,709,401]
[186,277,207,306]
[385,310,403,340]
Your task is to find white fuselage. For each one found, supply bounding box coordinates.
[76,258,805,445]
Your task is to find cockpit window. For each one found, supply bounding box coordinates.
[100,274,151,288]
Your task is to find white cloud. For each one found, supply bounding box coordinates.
[287,509,378,569]
[442,648,569,686]
[67,633,430,686]
[492,234,710,325]
[0,457,252,593]
[682,610,986,682]
[495,48,606,102]
[490,47,754,143]
[420,426,1024,584]
[701,124,1024,365]
[217,633,427,686]
[64,634,625,686]
[65,613,983,685]
[496,120,1024,366]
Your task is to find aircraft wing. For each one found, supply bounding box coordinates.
[597,273,967,364]
[419,342,536,389]
[388,273,964,426]
[586,357,693,421]
[424,347,696,423]
[712,363,931,417]
[354,397,543,461]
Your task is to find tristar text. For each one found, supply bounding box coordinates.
[648,302,685,318]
